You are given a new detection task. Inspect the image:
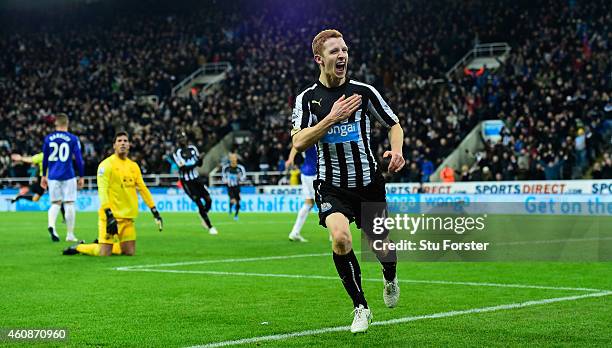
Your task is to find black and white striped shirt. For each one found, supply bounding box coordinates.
[291,79,399,188]
[173,145,202,181]
[222,164,246,187]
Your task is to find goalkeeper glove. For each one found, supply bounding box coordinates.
[105,209,118,235]
[151,207,163,232]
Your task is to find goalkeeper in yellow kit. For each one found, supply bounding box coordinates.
[63,131,163,256]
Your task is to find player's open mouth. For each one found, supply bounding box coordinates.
[335,61,346,75]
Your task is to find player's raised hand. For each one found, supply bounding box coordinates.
[383,150,405,173]
[10,154,22,163]
[329,94,362,123]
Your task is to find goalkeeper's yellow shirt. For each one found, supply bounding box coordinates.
[31,153,44,176]
[97,154,155,219]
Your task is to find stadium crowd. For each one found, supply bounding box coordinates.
[1,0,610,182]
[447,0,612,182]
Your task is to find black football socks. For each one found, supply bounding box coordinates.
[333,249,368,308]
[375,246,398,282]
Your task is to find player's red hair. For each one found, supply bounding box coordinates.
[312,29,343,57]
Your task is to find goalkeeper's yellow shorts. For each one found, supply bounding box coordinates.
[98,215,136,244]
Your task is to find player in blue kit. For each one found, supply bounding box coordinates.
[286,145,318,242]
[41,114,85,242]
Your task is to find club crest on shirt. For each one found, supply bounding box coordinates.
[321,202,332,212]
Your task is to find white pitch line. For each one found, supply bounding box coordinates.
[116,268,605,293]
[213,221,301,226]
[116,234,612,271]
[187,291,612,348]
[115,252,332,270]
[498,236,612,246]
[127,233,611,265]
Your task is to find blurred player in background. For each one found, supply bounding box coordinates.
[63,131,163,256]
[41,114,84,242]
[222,153,245,221]
[10,152,66,221]
[285,146,317,242]
[289,164,301,185]
[173,130,218,235]
[10,153,45,203]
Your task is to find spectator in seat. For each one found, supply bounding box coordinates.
[460,165,470,182]
[420,158,434,183]
[405,162,421,183]
[574,129,587,171]
[440,165,455,182]
[591,162,602,179]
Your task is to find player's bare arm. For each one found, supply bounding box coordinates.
[10,154,32,164]
[285,147,298,168]
[292,94,362,151]
[384,124,405,173]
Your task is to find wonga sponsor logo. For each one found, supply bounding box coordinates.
[321,121,359,144]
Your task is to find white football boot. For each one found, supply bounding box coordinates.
[288,233,308,242]
[350,305,372,333]
[383,276,400,308]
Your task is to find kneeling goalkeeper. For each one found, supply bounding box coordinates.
[63,131,163,256]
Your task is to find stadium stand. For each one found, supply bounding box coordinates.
[1,0,610,182]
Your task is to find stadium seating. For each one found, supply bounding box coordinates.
[1,0,609,181]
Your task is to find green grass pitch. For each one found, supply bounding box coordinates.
[1,212,611,347]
